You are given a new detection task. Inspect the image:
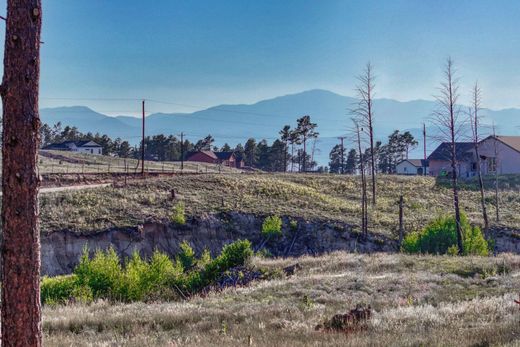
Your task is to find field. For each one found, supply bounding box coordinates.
[36,150,240,174]
[42,252,520,346]
[39,172,520,234]
[34,167,520,346]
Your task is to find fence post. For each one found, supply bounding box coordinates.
[398,194,404,249]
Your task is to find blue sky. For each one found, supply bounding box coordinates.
[1,0,519,115]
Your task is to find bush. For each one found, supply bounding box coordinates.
[262,215,282,239]
[74,247,123,298]
[41,240,254,304]
[289,219,298,232]
[200,240,253,291]
[402,213,488,256]
[41,275,78,305]
[177,241,196,269]
[171,202,186,225]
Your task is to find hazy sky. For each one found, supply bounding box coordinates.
[1,0,519,115]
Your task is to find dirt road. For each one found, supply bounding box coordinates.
[0,183,111,196]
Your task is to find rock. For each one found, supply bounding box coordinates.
[317,306,372,333]
[282,263,301,277]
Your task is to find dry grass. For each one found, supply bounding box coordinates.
[43,252,520,346]
[34,150,240,174]
[38,173,520,234]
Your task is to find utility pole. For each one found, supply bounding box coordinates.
[423,123,427,176]
[338,136,346,174]
[423,123,426,160]
[180,132,184,171]
[398,194,404,248]
[141,99,145,176]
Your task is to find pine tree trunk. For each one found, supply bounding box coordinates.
[1,1,43,346]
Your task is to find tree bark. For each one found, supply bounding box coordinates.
[1,1,43,346]
[474,145,488,230]
[450,140,463,254]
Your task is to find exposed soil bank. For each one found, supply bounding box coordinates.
[41,212,396,276]
[40,212,520,276]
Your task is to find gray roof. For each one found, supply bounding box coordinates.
[427,142,474,161]
[42,140,102,150]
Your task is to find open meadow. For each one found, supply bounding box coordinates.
[42,252,520,346]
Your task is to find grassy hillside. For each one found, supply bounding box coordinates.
[36,150,239,174]
[39,173,520,234]
[42,252,520,346]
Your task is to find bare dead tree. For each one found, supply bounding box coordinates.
[468,82,489,230]
[431,57,465,255]
[352,119,368,236]
[1,0,43,346]
[351,62,377,205]
[492,122,500,223]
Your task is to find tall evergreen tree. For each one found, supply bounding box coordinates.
[244,138,258,167]
[345,149,358,174]
[295,115,318,172]
[329,144,345,174]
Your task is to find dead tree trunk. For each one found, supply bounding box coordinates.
[432,57,464,255]
[492,124,500,223]
[354,120,368,236]
[352,62,376,205]
[469,83,489,230]
[1,1,43,346]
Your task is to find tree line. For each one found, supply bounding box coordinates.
[329,130,418,174]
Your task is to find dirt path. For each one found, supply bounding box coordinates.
[0,183,111,196]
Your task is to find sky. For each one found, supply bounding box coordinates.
[1,0,519,115]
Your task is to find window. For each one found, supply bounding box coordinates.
[488,157,497,172]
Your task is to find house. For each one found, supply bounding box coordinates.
[396,159,429,175]
[185,150,218,164]
[215,151,237,168]
[476,136,520,175]
[427,142,475,177]
[42,140,103,155]
[186,150,243,168]
[234,153,245,169]
[427,136,520,178]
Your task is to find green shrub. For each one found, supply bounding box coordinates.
[197,248,212,269]
[171,202,186,225]
[201,240,253,290]
[177,241,196,269]
[402,213,488,256]
[463,225,489,256]
[41,275,77,305]
[289,219,298,232]
[74,247,123,298]
[262,215,282,239]
[42,240,254,304]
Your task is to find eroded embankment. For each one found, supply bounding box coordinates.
[41,212,396,276]
[40,212,520,276]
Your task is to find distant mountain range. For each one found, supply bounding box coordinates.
[39,89,520,166]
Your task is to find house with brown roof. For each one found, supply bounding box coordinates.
[427,136,520,178]
[186,150,243,168]
[185,150,218,164]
